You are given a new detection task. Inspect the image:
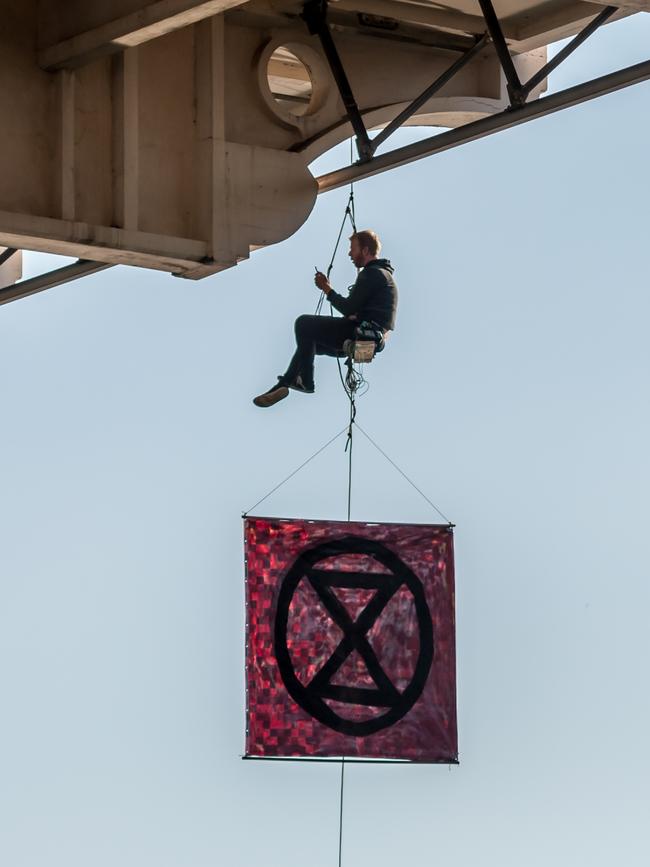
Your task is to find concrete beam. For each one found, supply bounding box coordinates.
[590,0,650,8]
[0,0,638,284]
[505,1,632,46]
[331,0,631,52]
[0,209,216,277]
[112,48,140,230]
[38,0,249,70]
[332,0,486,36]
[58,70,76,221]
[193,16,235,264]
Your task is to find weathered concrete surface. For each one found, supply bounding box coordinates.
[0,1,641,279]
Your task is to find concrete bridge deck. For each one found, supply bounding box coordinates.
[0,1,647,288]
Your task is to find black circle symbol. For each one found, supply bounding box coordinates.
[274,536,434,736]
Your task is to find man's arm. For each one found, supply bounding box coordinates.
[314,270,373,317]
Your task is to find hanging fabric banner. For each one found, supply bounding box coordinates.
[244,516,457,762]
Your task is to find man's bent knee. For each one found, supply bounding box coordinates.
[294,314,316,337]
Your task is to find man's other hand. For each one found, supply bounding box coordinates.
[314,271,332,294]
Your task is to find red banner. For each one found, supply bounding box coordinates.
[245,517,457,762]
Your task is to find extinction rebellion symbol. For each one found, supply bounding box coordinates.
[274,536,434,737]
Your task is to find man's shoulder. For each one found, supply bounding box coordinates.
[362,260,396,285]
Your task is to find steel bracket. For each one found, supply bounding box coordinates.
[478,0,618,107]
[302,0,373,161]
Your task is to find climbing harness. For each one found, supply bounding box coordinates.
[343,320,385,364]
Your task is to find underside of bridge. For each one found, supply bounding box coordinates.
[0,1,648,297]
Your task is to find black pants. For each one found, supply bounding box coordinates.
[282,315,356,389]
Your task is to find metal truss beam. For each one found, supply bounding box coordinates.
[0,259,112,306]
[304,0,618,163]
[476,0,523,105]
[478,0,618,107]
[316,58,650,193]
[370,32,489,153]
[303,0,373,160]
[303,1,490,161]
[521,5,617,99]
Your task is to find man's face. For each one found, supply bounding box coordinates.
[349,238,369,268]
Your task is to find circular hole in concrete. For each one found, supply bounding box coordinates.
[267,46,314,117]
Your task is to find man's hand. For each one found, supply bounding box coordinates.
[314,270,332,294]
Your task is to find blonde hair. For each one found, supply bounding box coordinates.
[350,230,381,257]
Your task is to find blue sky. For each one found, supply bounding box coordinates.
[2,15,650,867]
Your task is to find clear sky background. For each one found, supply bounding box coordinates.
[2,16,650,867]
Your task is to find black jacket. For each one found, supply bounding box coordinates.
[328,259,398,331]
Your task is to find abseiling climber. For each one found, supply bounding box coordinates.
[253,230,399,408]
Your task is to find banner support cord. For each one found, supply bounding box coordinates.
[338,756,346,867]
[346,395,355,522]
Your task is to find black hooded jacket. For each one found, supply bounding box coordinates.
[327,259,398,331]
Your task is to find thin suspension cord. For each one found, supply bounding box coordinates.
[328,202,353,280]
[340,139,357,867]
[315,194,356,316]
[345,398,355,521]
[338,143,356,866]
[316,138,357,317]
[242,425,349,516]
[337,756,345,867]
[347,136,356,230]
[334,142,359,398]
[331,140,358,867]
[354,422,454,525]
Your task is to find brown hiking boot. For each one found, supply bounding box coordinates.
[253,382,289,408]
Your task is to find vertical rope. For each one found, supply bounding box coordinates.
[346,396,354,521]
[337,136,356,867]
[319,136,357,318]
[338,756,346,867]
[349,137,356,232]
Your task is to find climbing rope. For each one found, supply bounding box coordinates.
[313,154,365,532]
[315,186,357,316]
[345,394,356,521]
[337,754,346,867]
[337,147,357,867]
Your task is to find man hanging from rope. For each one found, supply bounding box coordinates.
[253,230,398,408]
